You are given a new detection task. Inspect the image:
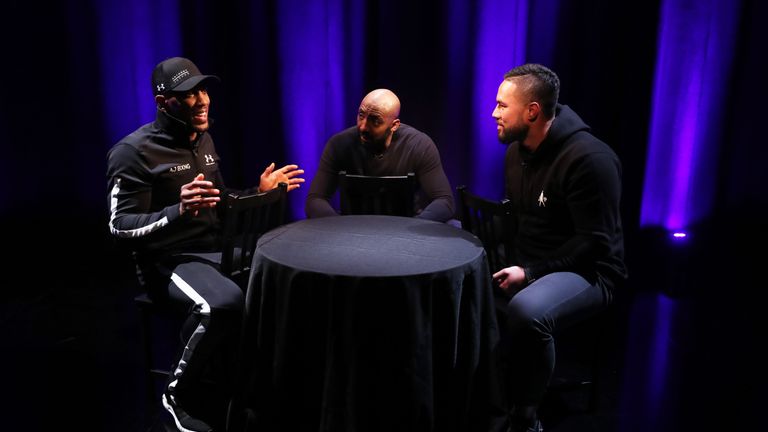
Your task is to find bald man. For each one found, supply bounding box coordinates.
[305,89,455,222]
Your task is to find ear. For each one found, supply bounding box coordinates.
[391,118,401,132]
[527,102,540,123]
[155,94,166,110]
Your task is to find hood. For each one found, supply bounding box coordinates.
[524,104,590,162]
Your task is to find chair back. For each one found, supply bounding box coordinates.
[456,185,515,273]
[220,182,288,288]
[338,171,416,217]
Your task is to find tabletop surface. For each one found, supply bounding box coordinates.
[255,215,485,277]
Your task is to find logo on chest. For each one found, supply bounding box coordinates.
[537,190,547,207]
[204,154,215,165]
[169,163,192,173]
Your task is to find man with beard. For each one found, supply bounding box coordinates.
[305,88,455,222]
[107,57,304,431]
[490,64,627,432]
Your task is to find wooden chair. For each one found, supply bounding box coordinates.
[455,185,603,415]
[133,182,289,413]
[338,171,416,217]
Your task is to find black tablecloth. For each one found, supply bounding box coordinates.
[232,215,505,432]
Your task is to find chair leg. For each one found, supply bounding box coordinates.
[586,319,603,413]
[136,298,174,418]
[136,302,159,417]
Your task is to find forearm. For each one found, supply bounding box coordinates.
[305,152,340,218]
[109,203,180,238]
[416,196,454,222]
[416,157,455,222]
[524,233,601,280]
[305,196,339,218]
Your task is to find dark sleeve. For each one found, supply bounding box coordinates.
[210,152,257,197]
[525,151,623,281]
[106,144,181,238]
[305,137,342,218]
[413,134,455,222]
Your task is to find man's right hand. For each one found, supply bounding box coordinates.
[492,265,527,295]
[179,173,220,216]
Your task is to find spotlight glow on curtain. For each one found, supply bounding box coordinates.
[96,0,181,146]
[637,0,740,429]
[277,0,365,220]
[640,0,740,230]
[471,0,528,199]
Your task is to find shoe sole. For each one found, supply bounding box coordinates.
[162,393,202,432]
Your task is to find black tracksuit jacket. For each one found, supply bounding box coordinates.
[107,110,245,258]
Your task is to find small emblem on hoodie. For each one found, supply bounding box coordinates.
[537,190,547,207]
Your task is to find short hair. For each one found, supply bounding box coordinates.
[503,64,560,119]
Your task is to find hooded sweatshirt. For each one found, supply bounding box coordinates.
[504,104,627,293]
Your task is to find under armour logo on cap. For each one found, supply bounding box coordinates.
[151,57,220,96]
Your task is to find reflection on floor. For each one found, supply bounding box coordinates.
[6,221,766,431]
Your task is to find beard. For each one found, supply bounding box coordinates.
[360,128,392,154]
[191,122,209,134]
[498,122,529,144]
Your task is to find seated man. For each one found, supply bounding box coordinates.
[107,56,304,431]
[490,63,627,432]
[305,88,455,222]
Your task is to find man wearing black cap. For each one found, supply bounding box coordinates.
[107,57,304,431]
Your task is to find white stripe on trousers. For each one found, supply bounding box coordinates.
[167,272,211,393]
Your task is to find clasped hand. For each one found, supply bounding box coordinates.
[179,173,220,216]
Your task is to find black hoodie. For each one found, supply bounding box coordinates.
[504,104,627,293]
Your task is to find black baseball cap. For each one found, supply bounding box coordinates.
[151,57,220,96]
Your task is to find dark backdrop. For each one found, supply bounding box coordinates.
[2,0,767,430]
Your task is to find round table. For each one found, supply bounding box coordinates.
[233,215,504,432]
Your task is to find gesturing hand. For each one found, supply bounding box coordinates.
[259,162,305,192]
[179,173,220,216]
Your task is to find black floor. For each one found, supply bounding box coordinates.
[5,218,766,431]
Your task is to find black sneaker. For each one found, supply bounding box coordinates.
[508,418,543,432]
[526,419,543,432]
[162,392,213,432]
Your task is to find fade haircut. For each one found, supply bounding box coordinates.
[503,63,560,119]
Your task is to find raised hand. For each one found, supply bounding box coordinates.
[259,162,305,192]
